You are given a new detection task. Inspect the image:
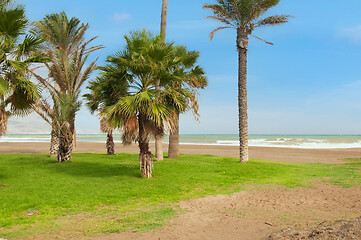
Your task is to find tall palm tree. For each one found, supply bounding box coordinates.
[158,0,207,159]
[203,0,290,162]
[104,30,194,177]
[154,0,169,160]
[31,12,96,157]
[0,0,44,135]
[31,12,102,162]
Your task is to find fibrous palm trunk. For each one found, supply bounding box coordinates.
[139,142,153,178]
[0,106,8,136]
[168,112,179,158]
[237,29,249,163]
[160,0,168,40]
[106,130,115,155]
[155,0,168,161]
[155,134,163,160]
[57,122,73,162]
[138,114,153,178]
[50,123,59,157]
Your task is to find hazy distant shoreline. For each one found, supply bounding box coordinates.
[1,134,361,149]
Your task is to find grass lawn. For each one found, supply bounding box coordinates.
[0,153,360,238]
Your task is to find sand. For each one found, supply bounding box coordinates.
[26,183,361,240]
[100,183,361,240]
[0,141,360,164]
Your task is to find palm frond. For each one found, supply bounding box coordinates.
[0,77,10,96]
[6,76,40,116]
[204,0,290,37]
[250,34,274,45]
[0,3,27,39]
[256,15,291,27]
[209,26,231,40]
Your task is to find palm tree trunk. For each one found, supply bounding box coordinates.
[155,134,163,160]
[107,130,115,155]
[237,29,249,163]
[57,122,73,162]
[139,141,153,178]
[168,112,179,158]
[71,120,76,150]
[50,123,59,157]
[0,106,8,136]
[154,0,168,160]
[138,114,153,178]
[160,0,182,159]
[160,0,168,41]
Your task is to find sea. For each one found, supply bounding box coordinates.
[1,134,361,149]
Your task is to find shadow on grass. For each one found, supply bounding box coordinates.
[47,153,141,178]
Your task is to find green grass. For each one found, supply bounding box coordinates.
[0,153,360,238]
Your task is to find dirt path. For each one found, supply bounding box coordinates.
[96,183,361,240]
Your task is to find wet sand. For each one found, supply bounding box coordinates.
[0,141,360,164]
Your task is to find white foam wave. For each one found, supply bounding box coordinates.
[0,137,50,142]
[2,135,361,149]
[210,139,361,149]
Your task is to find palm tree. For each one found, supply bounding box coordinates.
[30,12,97,157]
[84,67,129,155]
[166,46,207,158]
[154,0,169,160]
[104,31,194,177]
[100,118,115,155]
[31,12,102,162]
[158,0,207,159]
[0,0,44,135]
[203,0,290,162]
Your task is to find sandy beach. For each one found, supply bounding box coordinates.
[0,141,360,164]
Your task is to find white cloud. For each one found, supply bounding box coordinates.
[112,12,131,23]
[7,113,50,134]
[339,25,361,44]
[343,80,361,88]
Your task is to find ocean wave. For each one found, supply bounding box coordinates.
[0,137,50,142]
[1,135,361,149]
[211,139,361,149]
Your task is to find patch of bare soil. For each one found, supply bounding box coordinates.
[10,184,361,240]
[99,183,361,240]
[268,217,361,240]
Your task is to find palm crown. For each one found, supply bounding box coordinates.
[203,0,290,44]
[31,11,88,55]
[105,32,187,141]
[0,0,45,135]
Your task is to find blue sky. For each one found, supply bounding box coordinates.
[7,0,361,134]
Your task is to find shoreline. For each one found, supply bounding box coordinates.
[2,134,361,150]
[1,141,360,164]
